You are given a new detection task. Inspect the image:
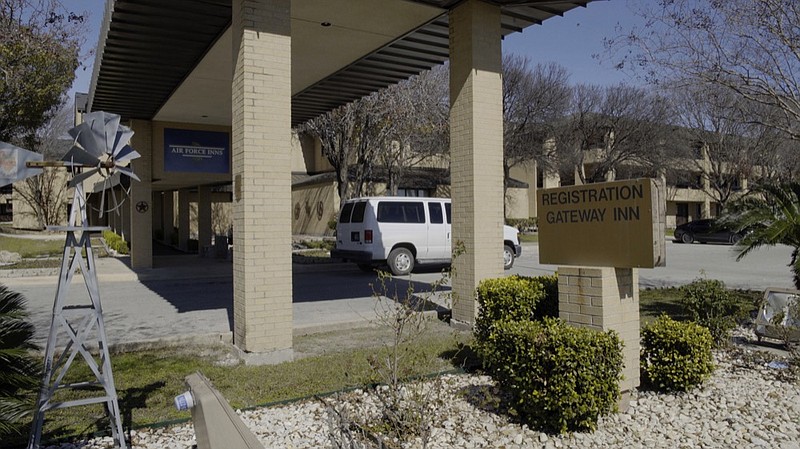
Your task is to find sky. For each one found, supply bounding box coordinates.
[65,0,644,100]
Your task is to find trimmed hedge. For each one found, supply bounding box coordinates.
[474,276,544,343]
[480,318,623,434]
[102,230,129,255]
[641,315,714,392]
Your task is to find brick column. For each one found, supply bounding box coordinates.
[178,189,190,251]
[558,266,640,410]
[129,120,153,269]
[449,0,504,326]
[231,0,293,360]
[163,190,175,244]
[198,185,212,256]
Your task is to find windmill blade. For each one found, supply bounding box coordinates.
[68,168,101,188]
[114,145,140,164]
[62,146,101,167]
[115,166,140,182]
[0,142,43,187]
[100,113,121,156]
[112,127,134,158]
[68,122,105,158]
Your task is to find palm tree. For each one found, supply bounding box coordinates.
[0,283,40,438]
[720,182,800,289]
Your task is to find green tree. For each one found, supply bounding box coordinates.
[0,0,85,148]
[720,182,800,289]
[0,284,40,438]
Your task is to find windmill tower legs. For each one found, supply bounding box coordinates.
[28,185,126,449]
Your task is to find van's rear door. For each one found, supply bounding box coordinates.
[426,201,449,260]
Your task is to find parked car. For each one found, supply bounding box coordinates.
[673,219,745,244]
[332,197,522,275]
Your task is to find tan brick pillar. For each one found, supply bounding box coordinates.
[197,185,212,256]
[449,0,504,326]
[178,189,190,251]
[558,266,640,410]
[129,120,153,269]
[163,190,174,244]
[231,0,293,360]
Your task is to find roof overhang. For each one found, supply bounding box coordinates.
[88,0,593,128]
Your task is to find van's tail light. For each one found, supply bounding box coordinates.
[364,229,373,244]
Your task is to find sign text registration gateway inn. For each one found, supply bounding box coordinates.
[537,178,666,268]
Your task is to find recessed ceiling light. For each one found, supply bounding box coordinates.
[321,22,331,27]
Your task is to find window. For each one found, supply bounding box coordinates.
[428,202,443,224]
[445,202,452,224]
[377,201,425,223]
[397,188,430,197]
[351,201,366,223]
[339,203,354,223]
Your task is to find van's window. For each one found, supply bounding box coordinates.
[339,203,354,223]
[445,203,452,224]
[429,203,443,224]
[377,201,425,224]
[351,202,367,223]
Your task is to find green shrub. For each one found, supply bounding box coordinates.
[641,315,714,392]
[474,276,544,343]
[480,318,623,434]
[679,278,745,345]
[0,284,41,439]
[102,230,129,255]
[533,274,559,318]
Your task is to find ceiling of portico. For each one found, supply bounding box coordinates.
[89,0,593,127]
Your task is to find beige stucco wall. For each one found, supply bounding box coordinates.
[11,169,70,230]
[291,181,339,235]
[504,187,529,219]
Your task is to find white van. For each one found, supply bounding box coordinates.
[331,197,522,275]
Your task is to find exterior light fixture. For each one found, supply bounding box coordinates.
[321,22,331,27]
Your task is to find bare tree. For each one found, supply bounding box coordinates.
[503,56,570,185]
[378,65,449,196]
[300,93,393,206]
[554,84,675,184]
[12,104,72,228]
[607,0,800,141]
[668,85,788,209]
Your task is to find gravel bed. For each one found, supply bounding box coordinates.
[43,342,799,449]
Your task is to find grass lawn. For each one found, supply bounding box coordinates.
[5,324,471,447]
[518,233,538,243]
[0,235,64,258]
[638,287,760,326]
[0,236,109,270]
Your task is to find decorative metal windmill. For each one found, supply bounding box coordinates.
[1,111,139,449]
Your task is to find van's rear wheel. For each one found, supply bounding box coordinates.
[503,245,515,270]
[388,248,414,276]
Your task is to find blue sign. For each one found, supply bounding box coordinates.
[164,128,230,174]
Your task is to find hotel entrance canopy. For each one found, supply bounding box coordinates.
[88,0,591,126]
[86,0,595,357]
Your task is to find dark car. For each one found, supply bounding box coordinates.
[673,219,745,244]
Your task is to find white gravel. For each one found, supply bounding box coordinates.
[43,343,799,449]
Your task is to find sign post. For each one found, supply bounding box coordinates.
[537,178,666,410]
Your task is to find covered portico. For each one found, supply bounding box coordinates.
[88,0,592,360]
